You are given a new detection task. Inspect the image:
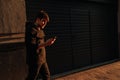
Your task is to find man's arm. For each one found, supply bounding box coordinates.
[37,37,56,49]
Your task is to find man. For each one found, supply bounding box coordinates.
[25,10,56,80]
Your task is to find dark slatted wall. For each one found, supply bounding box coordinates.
[25,0,118,75]
[90,6,110,64]
[90,5,118,64]
[70,9,91,68]
[45,7,73,74]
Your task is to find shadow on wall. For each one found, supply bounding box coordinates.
[0,43,27,80]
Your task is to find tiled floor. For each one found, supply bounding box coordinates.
[54,61,120,80]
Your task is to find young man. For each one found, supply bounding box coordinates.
[25,10,56,80]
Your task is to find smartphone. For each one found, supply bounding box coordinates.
[54,36,57,39]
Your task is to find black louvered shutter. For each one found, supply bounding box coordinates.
[70,9,91,68]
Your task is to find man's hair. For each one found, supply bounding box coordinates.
[35,10,49,22]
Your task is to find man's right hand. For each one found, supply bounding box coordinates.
[46,37,56,46]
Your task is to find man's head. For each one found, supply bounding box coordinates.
[34,10,49,29]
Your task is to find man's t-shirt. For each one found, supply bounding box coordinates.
[25,22,46,65]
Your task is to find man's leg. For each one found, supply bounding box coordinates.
[26,63,42,80]
[40,62,50,80]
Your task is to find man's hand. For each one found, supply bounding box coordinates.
[46,37,56,46]
[37,36,57,50]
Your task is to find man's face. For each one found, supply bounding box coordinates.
[37,18,48,29]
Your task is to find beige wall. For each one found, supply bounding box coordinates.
[0,1,27,80]
[0,0,26,33]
